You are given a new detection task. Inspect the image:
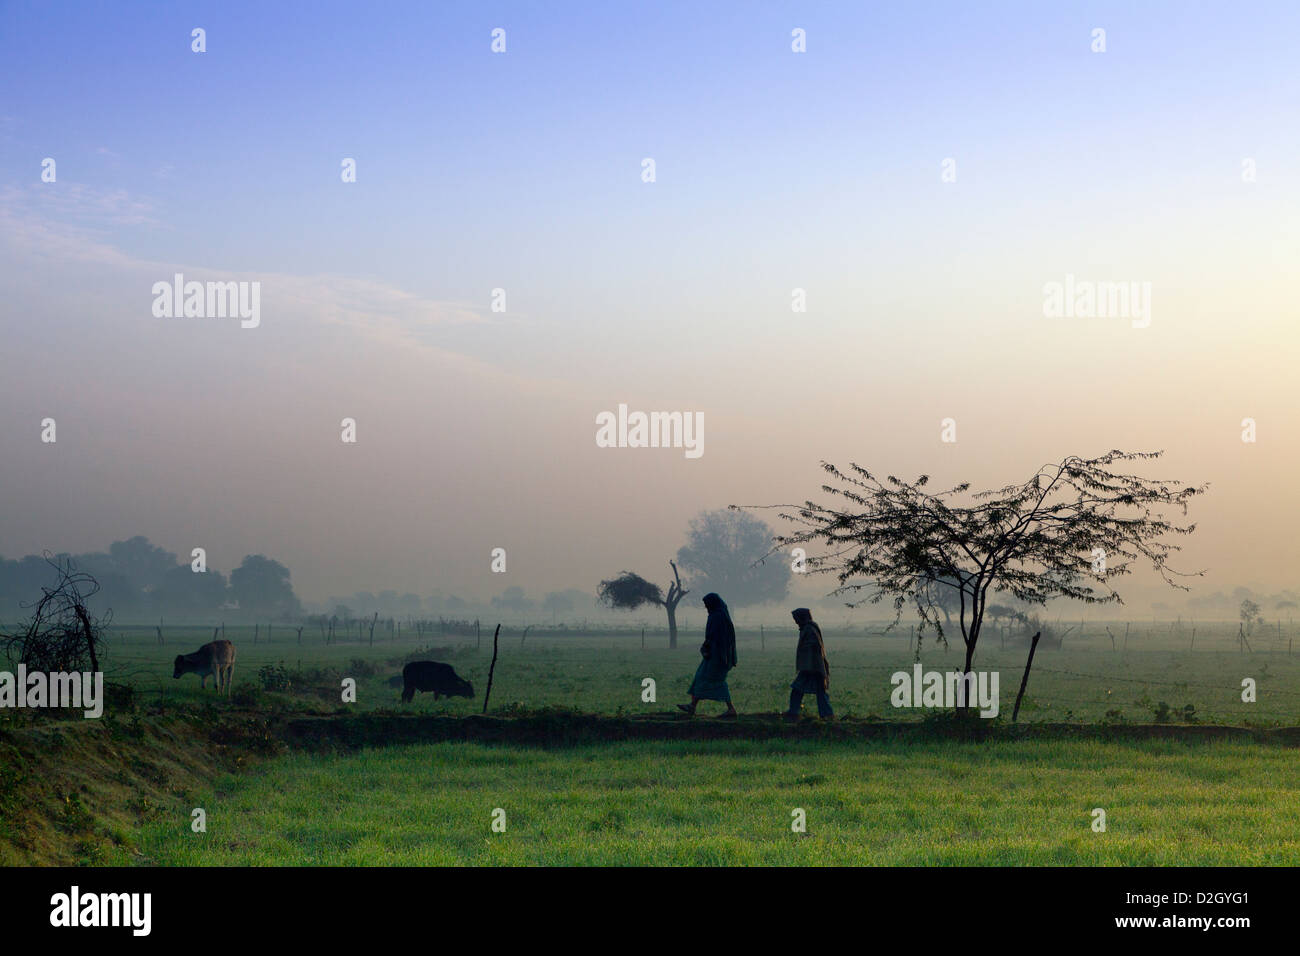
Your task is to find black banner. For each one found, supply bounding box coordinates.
[1,866,1271,942]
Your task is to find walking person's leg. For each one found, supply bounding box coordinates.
[719,685,737,718]
[815,689,833,719]
[785,688,803,717]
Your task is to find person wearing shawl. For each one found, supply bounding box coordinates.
[783,607,832,720]
[677,592,738,719]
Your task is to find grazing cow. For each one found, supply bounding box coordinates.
[173,640,237,696]
[401,661,473,703]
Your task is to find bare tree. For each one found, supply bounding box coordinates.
[1,556,110,673]
[597,560,690,649]
[749,450,1204,713]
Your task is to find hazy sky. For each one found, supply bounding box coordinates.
[2,1,1297,612]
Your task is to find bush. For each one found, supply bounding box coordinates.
[257,663,292,692]
[0,558,109,673]
[348,657,378,678]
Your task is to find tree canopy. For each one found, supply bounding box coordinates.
[675,509,790,607]
[751,449,1205,677]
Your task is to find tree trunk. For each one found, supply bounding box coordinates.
[666,602,679,649]
[74,603,98,673]
[960,640,977,716]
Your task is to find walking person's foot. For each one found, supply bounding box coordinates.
[718,708,738,720]
[676,703,695,716]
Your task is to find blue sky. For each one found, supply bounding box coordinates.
[1,1,1297,606]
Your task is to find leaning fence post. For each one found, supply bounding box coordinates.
[1011,631,1042,723]
[481,624,501,715]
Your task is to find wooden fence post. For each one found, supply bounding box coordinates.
[482,624,501,715]
[1011,631,1042,723]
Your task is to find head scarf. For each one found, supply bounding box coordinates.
[702,593,737,668]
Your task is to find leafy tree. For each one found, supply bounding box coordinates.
[1239,598,1262,635]
[598,561,689,648]
[757,450,1204,712]
[675,510,789,608]
[229,555,301,618]
[915,570,963,624]
[152,564,228,617]
[491,586,534,614]
[106,536,178,592]
[985,604,1026,626]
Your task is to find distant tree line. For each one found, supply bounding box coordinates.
[0,536,300,622]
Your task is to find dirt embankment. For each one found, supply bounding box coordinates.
[0,708,280,865]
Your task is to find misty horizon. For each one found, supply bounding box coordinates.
[3,3,1297,624]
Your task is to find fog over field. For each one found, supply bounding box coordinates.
[1,2,1297,617]
[8,3,1300,909]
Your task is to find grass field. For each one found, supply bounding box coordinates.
[8,618,1300,866]
[110,737,1300,865]
[101,619,1300,726]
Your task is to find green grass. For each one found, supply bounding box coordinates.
[103,621,1300,727]
[114,737,1300,865]
[17,621,1291,866]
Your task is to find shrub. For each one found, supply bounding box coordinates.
[257,662,292,692]
[348,657,378,678]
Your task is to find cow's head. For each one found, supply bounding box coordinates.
[172,655,187,678]
[453,677,474,699]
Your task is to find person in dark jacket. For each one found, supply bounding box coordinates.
[678,592,738,718]
[783,607,832,719]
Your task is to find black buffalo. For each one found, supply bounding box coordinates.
[401,661,474,703]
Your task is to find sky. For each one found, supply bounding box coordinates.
[1,1,1298,614]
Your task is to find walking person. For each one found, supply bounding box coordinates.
[678,592,738,719]
[783,607,832,720]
